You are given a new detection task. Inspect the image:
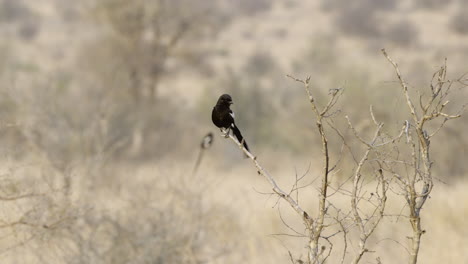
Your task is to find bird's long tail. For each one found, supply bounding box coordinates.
[232,124,249,152]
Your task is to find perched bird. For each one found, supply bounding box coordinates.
[211,94,250,152]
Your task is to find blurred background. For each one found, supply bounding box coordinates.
[0,0,467,263]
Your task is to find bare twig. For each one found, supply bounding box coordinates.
[381,49,465,264]
[227,134,314,230]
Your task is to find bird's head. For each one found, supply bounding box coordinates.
[218,94,233,106]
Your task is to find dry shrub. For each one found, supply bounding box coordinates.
[0,158,245,263]
[64,169,241,264]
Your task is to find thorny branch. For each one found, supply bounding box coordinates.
[227,134,314,231]
[382,48,465,264]
[287,74,343,263]
[220,51,465,264]
[347,110,393,263]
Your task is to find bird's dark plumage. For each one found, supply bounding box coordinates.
[212,94,250,152]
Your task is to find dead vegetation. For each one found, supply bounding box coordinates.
[0,0,467,263]
[224,50,466,263]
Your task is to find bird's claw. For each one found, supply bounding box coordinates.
[220,128,229,138]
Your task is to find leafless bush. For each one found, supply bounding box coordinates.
[222,50,466,263]
[381,49,465,263]
[0,155,82,262]
[61,173,240,264]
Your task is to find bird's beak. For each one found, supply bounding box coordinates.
[229,101,233,105]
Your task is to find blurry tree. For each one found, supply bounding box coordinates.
[55,170,241,264]
[53,0,233,161]
[88,0,225,102]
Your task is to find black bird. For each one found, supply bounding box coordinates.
[212,94,250,153]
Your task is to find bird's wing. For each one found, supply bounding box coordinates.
[228,110,236,127]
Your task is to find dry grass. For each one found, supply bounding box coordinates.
[0,0,467,263]
[1,154,466,263]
